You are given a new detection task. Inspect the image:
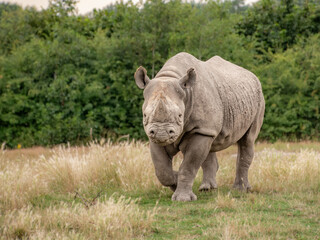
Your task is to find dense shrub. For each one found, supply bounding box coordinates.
[256,34,320,141]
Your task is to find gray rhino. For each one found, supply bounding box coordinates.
[134,52,265,201]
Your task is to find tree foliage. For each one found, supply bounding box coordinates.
[237,0,320,53]
[0,0,319,147]
[257,34,320,141]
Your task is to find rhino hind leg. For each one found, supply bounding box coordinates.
[233,140,254,192]
[199,152,219,191]
[233,113,263,191]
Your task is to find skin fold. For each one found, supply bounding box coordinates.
[134,52,265,201]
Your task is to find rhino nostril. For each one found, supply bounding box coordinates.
[149,130,155,136]
[169,130,175,136]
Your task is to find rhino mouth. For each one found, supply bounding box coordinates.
[149,136,177,146]
[146,123,181,146]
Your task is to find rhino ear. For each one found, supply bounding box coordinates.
[179,68,196,89]
[134,66,150,89]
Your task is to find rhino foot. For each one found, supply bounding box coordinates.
[172,191,197,202]
[199,181,218,191]
[233,183,252,193]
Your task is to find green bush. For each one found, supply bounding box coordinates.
[255,34,320,141]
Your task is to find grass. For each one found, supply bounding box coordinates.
[0,141,319,239]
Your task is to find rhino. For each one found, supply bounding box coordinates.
[134,52,265,201]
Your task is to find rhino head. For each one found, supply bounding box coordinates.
[134,66,196,146]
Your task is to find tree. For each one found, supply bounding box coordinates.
[255,34,320,140]
[237,0,320,53]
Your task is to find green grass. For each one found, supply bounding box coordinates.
[144,190,319,239]
[117,183,319,239]
[22,186,320,239]
[0,141,319,239]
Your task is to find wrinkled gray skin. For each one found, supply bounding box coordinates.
[134,52,265,201]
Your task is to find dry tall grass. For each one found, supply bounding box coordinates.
[1,197,157,239]
[0,140,160,211]
[251,148,320,192]
[214,148,320,193]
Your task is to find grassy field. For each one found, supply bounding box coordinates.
[0,141,319,239]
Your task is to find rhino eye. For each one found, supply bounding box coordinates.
[143,114,146,118]
[179,114,182,118]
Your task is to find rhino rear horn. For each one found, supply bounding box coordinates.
[134,66,150,89]
[179,68,196,89]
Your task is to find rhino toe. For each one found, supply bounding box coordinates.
[233,183,252,193]
[172,191,197,202]
[199,182,218,191]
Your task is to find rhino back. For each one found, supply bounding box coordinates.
[156,52,200,79]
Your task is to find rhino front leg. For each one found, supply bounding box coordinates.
[199,152,219,191]
[150,142,178,191]
[172,134,213,201]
